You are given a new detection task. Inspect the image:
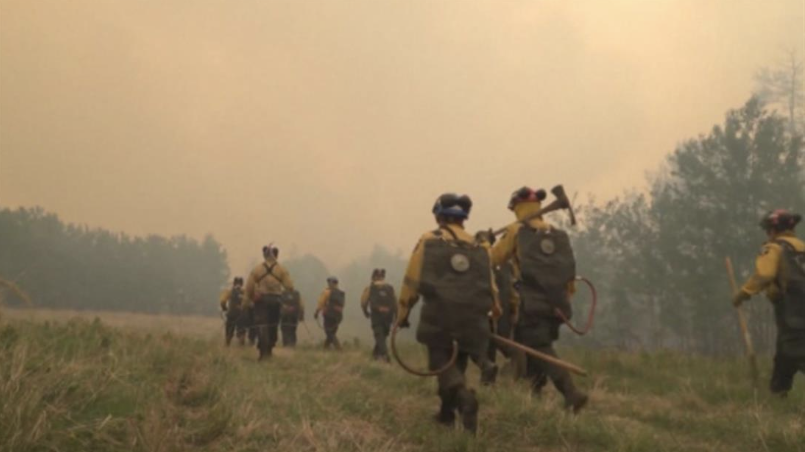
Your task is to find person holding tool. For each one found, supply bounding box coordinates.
[733,210,805,396]
[491,186,589,413]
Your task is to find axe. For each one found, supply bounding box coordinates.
[493,185,576,236]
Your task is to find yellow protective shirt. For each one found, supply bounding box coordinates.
[245,258,294,305]
[316,286,341,315]
[397,223,500,323]
[741,231,805,300]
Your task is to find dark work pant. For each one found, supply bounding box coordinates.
[253,296,281,357]
[514,317,577,400]
[770,353,805,394]
[245,308,257,344]
[428,345,470,412]
[372,322,392,359]
[281,316,298,347]
[324,316,341,349]
[224,307,246,344]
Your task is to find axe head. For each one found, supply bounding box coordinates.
[550,185,577,226]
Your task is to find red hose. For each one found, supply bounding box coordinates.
[555,276,597,336]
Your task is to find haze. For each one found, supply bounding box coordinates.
[1,0,803,272]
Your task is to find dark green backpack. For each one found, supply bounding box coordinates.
[517,225,576,320]
[775,240,805,330]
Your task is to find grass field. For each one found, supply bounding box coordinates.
[0,308,803,452]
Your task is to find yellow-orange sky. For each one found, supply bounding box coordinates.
[1,0,803,273]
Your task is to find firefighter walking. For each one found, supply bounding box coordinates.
[280,288,305,347]
[361,268,397,362]
[396,193,501,434]
[315,277,346,350]
[245,245,294,360]
[219,277,247,346]
[491,187,588,413]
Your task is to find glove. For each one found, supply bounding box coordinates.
[397,318,410,329]
[733,290,750,307]
[363,309,370,319]
[314,311,319,320]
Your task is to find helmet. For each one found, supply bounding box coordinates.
[233,277,243,285]
[327,276,339,284]
[262,244,279,258]
[432,193,472,219]
[759,209,801,232]
[508,186,547,211]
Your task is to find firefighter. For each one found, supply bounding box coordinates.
[280,288,305,347]
[219,277,247,346]
[361,268,396,362]
[315,277,345,350]
[734,210,805,396]
[245,245,294,360]
[397,193,500,434]
[491,186,588,413]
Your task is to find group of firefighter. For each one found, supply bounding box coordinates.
[217,186,805,435]
[218,248,351,355]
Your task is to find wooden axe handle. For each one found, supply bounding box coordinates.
[491,333,588,377]
[725,257,759,388]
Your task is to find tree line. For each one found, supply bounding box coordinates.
[569,96,804,355]
[0,207,229,315]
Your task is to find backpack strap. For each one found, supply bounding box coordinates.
[256,263,280,286]
[438,225,459,241]
[774,239,796,253]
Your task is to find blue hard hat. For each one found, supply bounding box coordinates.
[432,193,472,219]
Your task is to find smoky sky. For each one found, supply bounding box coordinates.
[1,0,803,273]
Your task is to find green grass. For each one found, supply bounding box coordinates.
[0,314,803,452]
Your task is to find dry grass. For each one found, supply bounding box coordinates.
[0,309,803,452]
[3,308,226,339]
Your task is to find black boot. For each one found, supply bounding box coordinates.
[434,389,457,427]
[457,388,479,434]
[480,363,498,386]
[530,374,548,396]
[556,374,588,414]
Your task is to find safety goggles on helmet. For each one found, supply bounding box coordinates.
[432,193,472,219]
[759,209,802,231]
[508,186,547,210]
